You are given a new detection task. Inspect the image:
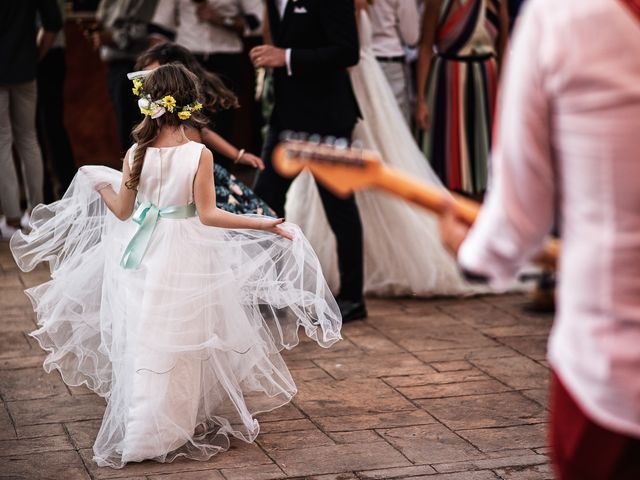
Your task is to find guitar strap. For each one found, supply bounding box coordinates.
[619,0,640,22]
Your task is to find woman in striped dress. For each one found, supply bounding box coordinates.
[416,0,509,195]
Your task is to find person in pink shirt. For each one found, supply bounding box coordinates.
[439,0,640,478]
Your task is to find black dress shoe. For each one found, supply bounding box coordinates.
[337,299,367,323]
[523,270,556,314]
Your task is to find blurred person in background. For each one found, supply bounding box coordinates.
[368,0,420,124]
[0,0,62,238]
[150,0,263,162]
[415,0,509,196]
[93,0,158,151]
[440,0,640,477]
[250,0,366,322]
[37,0,78,202]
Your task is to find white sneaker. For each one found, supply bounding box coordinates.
[0,217,20,240]
[20,211,31,231]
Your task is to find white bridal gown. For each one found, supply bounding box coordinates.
[286,10,480,297]
[11,141,341,468]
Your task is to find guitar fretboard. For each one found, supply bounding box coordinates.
[284,147,367,167]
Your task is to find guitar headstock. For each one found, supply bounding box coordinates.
[272,133,384,197]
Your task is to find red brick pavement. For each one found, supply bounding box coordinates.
[0,243,553,480]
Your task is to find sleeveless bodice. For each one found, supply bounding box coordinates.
[131,141,204,208]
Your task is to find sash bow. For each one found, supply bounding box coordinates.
[120,201,197,270]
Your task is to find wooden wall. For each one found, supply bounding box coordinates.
[64,21,122,169]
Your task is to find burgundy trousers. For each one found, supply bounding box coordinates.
[551,372,640,479]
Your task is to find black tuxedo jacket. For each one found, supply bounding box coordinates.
[266,0,362,135]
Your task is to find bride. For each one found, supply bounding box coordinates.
[285,1,480,297]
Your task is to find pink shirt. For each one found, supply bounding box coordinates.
[459,0,640,437]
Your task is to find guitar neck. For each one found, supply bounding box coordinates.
[372,166,480,224]
[271,139,559,270]
[369,165,559,270]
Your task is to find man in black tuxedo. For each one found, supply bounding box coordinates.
[250,0,366,322]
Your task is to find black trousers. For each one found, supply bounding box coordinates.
[36,47,76,200]
[105,60,140,153]
[255,126,364,302]
[194,52,243,165]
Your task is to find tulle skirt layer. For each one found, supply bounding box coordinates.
[10,167,341,468]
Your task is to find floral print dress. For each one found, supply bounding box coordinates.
[214,163,275,216]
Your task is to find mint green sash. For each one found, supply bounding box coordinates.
[120,201,197,270]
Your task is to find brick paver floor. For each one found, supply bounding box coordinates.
[0,242,554,480]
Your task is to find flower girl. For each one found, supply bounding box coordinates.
[10,64,342,468]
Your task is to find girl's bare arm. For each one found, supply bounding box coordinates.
[98,151,137,221]
[193,148,291,238]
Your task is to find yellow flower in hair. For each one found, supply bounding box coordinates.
[192,101,203,112]
[161,95,177,112]
[178,110,192,120]
[131,78,143,96]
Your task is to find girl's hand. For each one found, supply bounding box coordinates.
[238,152,265,170]
[416,99,430,131]
[438,200,470,257]
[262,218,294,240]
[79,166,112,192]
[94,182,112,192]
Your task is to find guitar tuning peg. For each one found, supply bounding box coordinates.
[334,138,349,150]
[296,132,309,142]
[279,130,294,142]
[323,136,337,146]
[351,140,364,150]
[308,134,322,145]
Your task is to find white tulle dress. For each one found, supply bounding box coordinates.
[286,10,482,297]
[10,141,341,468]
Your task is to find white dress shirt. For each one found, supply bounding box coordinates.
[368,0,420,57]
[152,0,262,54]
[459,0,640,437]
[276,0,288,18]
[274,0,292,75]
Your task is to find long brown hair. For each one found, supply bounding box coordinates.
[135,43,239,114]
[126,64,208,190]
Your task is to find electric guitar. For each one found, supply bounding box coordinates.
[272,137,560,269]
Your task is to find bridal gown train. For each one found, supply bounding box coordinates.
[286,10,481,297]
[10,141,341,468]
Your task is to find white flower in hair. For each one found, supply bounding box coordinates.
[138,96,166,118]
[138,97,151,110]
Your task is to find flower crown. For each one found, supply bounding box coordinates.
[128,71,203,121]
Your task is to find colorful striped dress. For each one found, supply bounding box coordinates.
[422,0,501,194]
